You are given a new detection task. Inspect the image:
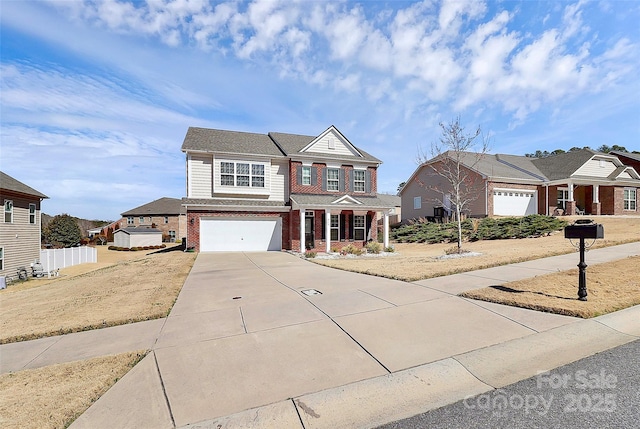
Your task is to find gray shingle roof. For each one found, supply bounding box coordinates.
[116,226,162,235]
[269,131,382,163]
[611,151,640,162]
[121,197,184,216]
[181,127,286,157]
[531,149,597,181]
[0,171,48,199]
[444,152,545,182]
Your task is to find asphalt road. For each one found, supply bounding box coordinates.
[377,339,640,429]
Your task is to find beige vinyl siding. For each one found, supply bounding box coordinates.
[574,158,617,178]
[188,154,213,198]
[305,132,360,157]
[212,157,272,197]
[0,195,41,278]
[618,171,633,179]
[269,159,288,201]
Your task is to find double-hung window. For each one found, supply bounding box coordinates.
[29,204,36,224]
[164,216,169,224]
[353,215,366,240]
[4,200,13,223]
[127,216,134,225]
[220,161,265,188]
[327,168,339,191]
[139,216,144,224]
[624,188,637,210]
[302,166,311,185]
[353,170,365,192]
[330,214,340,241]
[557,188,569,209]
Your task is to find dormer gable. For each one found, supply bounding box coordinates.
[300,126,363,158]
[331,195,362,205]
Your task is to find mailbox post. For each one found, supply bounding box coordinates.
[564,219,604,301]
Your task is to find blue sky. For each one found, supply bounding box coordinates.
[1,0,639,221]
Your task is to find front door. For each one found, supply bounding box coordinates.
[305,211,314,250]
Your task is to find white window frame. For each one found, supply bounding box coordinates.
[353,215,365,241]
[330,214,340,241]
[169,230,176,239]
[413,196,421,210]
[220,161,266,188]
[353,170,365,192]
[557,188,569,209]
[139,216,144,223]
[127,216,134,225]
[302,166,311,185]
[164,216,169,224]
[29,203,36,224]
[327,168,339,192]
[4,200,13,223]
[0,247,3,270]
[624,188,637,210]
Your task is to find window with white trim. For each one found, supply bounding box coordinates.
[139,216,144,223]
[327,168,339,191]
[624,188,636,210]
[353,170,365,192]
[220,161,266,188]
[4,200,13,223]
[164,216,169,224]
[557,188,569,209]
[127,216,134,225]
[414,197,421,209]
[302,166,311,185]
[29,204,36,224]
[353,215,365,240]
[330,214,340,241]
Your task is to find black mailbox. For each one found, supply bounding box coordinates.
[564,222,604,239]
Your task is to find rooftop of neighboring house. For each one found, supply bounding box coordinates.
[0,171,48,199]
[121,197,184,217]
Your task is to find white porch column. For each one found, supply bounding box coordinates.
[383,212,390,249]
[593,185,600,203]
[299,209,305,252]
[325,211,331,253]
[568,181,574,201]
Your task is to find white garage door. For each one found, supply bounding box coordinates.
[493,189,537,216]
[200,218,282,252]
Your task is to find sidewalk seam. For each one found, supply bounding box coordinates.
[152,350,176,428]
[22,336,63,370]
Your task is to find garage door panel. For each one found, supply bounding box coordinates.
[200,218,282,252]
[494,190,537,216]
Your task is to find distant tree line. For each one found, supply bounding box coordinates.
[525,145,637,158]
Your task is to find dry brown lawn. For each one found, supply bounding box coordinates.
[461,256,640,318]
[0,246,196,344]
[313,216,640,282]
[0,351,146,429]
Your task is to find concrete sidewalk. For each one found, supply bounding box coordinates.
[4,243,638,428]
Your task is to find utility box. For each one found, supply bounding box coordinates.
[564,221,604,239]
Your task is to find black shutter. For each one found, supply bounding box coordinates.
[349,214,354,240]
[321,168,327,191]
[340,214,346,241]
[349,171,354,192]
[296,166,302,185]
[321,212,326,239]
[365,170,372,193]
[311,167,317,185]
[339,169,345,192]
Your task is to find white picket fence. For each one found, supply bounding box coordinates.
[39,246,97,272]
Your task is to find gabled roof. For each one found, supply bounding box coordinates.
[530,149,598,181]
[181,127,286,157]
[0,171,48,199]
[290,194,395,210]
[121,197,185,216]
[611,151,640,162]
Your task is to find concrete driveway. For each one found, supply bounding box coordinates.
[56,245,639,428]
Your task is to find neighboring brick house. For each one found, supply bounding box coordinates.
[400,149,640,221]
[119,197,187,242]
[612,151,640,175]
[181,125,395,252]
[0,171,48,278]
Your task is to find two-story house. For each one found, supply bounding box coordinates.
[181,126,394,252]
[119,197,187,242]
[1,171,48,279]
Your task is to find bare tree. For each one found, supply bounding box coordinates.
[417,117,490,252]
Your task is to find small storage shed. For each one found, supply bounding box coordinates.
[113,227,162,248]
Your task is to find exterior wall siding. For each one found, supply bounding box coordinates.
[574,159,618,178]
[188,154,213,198]
[0,194,42,278]
[305,134,359,157]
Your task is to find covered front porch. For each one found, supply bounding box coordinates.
[544,181,637,216]
[290,194,395,253]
